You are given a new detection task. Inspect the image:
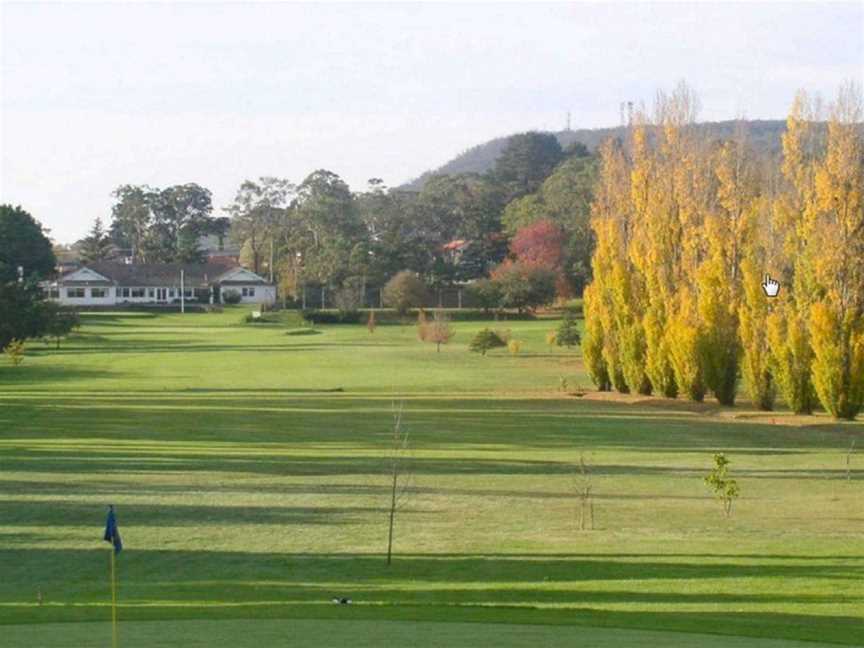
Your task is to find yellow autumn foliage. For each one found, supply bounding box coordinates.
[581,82,862,418]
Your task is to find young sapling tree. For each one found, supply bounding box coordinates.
[385,401,412,565]
[704,453,740,517]
[425,311,455,352]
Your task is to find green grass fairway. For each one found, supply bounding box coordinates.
[1,309,862,646]
[2,618,850,648]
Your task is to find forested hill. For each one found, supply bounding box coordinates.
[402,119,787,190]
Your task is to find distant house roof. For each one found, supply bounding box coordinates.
[442,239,470,252]
[58,262,272,287]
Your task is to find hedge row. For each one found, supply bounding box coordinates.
[298,308,538,325]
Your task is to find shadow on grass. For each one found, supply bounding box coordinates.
[2,449,860,481]
[28,341,401,355]
[0,366,121,386]
[0,500,431,528]
[3,396,859,450]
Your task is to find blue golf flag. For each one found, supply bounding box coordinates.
[103,505,122,554]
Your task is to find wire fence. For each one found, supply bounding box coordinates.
[295,285,481,310]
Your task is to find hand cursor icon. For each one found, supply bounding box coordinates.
[762,274,780,298]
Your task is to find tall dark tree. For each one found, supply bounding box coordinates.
[492,132,564,201]
[110,185,154,262]
[226,177,294,277]
[416,174,507,283]
[0,205,56,282]
[110,183,214,263]
[357,181,430,282]
[147,184,213,263]
[79,217,113,263]
[287,170,363,286]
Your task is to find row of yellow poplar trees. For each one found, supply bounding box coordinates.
[582,82,864,419]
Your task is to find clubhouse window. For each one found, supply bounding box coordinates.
[67,287,85,298]
[48,288,60,299]
[91,288,107,298]
[184,289,194,298]
[131,288,145,298]
[242,287,255,297]
[148,288,155,298]
[169,288,176,298]
[118,287,131,298]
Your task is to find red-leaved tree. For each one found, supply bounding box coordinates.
[510,219,569,298]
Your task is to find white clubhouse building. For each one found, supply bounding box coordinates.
[47,262,276,306]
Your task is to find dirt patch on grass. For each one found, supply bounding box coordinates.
[579,391,861,427]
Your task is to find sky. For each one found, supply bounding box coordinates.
[1,2,862,244]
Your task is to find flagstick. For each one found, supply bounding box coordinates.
[110,549,119,648]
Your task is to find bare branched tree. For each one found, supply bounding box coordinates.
[574,453,594,531]
[386,401,413,565]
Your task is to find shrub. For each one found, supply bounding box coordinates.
[555,310,581,348]
[222,290,242,305]
[425,311,455,352]
[467,279,502,313]
[447,309,534,322]
[286,328,321,336]
[495,328,512,343]
[4,339,25,366]
[508,339,523,355]
[489,262,556,312]
[301,309,362,324]
[469,328,507,356]
[383,271,429,315]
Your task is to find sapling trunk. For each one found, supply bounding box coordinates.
[386,459,397,565]
[385,402,410,566]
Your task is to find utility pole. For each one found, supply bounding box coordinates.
[180,268,185,314]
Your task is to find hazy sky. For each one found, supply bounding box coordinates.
[1,2,862,243]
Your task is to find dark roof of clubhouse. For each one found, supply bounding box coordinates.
[59,262,269,287]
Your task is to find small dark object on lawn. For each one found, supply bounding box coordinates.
[332,597,352,605]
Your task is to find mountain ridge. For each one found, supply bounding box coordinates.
[401,119,788,191]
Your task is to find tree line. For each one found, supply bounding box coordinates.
[2,132,597,351]
[582,82,863,420]
[87,135,597,309]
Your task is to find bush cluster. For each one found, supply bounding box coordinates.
[469,328,508,355]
